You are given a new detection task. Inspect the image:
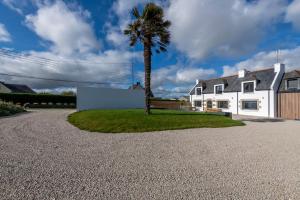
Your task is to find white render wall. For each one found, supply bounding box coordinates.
[190,63,285,118]
[77,87,145,111]
[191,90,274,117]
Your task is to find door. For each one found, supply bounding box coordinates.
[207,100,212,109]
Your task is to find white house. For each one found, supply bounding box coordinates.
[189,63,285,118]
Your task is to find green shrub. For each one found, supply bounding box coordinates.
[0,101,26,117]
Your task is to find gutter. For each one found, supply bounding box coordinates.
[268,90,270,118]
[236,91,239,115]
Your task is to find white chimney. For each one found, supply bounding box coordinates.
[238,69,247,78]
[274,63,285,73]
[196,79,200,84]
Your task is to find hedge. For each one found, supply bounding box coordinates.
[0,93,76,105]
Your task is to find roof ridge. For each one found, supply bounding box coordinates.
[199,67,274,82]
[247,67,273,73]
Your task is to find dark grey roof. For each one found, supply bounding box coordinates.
[279,70,300,92]
[1,82,35,93]
[190,68,276,95]
[128,82,154,97]
[128,82,144,90]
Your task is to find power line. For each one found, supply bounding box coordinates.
[0,48,132,65]
[0,48,136,88]
[0,72,129,85]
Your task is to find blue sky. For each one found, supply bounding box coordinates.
[1,0,300,97]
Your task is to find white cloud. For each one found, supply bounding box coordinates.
[25,0,99,55]
[106,26,127,47]
[286,0,300,30]
[0,0,145,92]
[137,65,216,90]
[112,0,149,18]
[0,49,141,89]
[222,47,300,76]
[0,23,11,42]
[1,0,24,14]
[166,0,287,60]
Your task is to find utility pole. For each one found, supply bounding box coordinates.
[131,62,134,87]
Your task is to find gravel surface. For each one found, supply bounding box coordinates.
[1,109,300,199]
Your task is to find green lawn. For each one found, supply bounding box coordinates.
[68,109,244,133]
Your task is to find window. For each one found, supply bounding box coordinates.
[287,79,298,90]
[242,100,258,110]
[207,100,212,108]
[196,87,202,95]
[217,101,229,109]
[215,85,223,94]
[243,82,254,93]
[194,100,202,107]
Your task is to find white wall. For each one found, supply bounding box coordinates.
[190,63,286,118]
[191,90,272,117]
[238,90,271,117]
[77,87,145,111]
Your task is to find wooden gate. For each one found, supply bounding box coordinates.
[278,92,300,120]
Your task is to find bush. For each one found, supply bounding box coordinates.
[0,93,76,105]
[0,101,26,117]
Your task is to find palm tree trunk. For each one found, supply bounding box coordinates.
[144,37,152,115]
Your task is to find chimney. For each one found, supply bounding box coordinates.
[274,63,285,73]
[196,79,200,84]
[238,69,247,78]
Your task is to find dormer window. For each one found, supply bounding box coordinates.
[214,84,223,94]
[243,81,255,93]
[286,79,299,90]
[195,87,202,95]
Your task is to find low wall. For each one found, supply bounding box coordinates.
[77,87,145,111]
[150,100,191,110]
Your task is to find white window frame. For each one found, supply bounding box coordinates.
[214,84,224,95]
[217,100,229,109]
[286,78,299,90]
[194,100,202,107]
[242,81,256,93]
[241,100,259,110]
[195,87,202,95]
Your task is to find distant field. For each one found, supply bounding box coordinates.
[68,109,244,133]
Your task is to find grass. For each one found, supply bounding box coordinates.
[68,109,244,133]
[0,101,26,117]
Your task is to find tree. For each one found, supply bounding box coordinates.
[60,91,76,96]
[124,3,171,115]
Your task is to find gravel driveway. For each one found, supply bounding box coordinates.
[1,109,300,199]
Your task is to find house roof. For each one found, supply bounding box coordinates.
[128,82,145,90]
[128,82,154,97]
[190,68,276,95]
[279,70,300,92]
[0,82,35,93]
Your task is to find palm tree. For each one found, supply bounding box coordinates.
[124,3,171,115]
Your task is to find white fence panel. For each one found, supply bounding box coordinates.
[77,87,145,111]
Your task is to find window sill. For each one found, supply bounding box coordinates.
[241,109,259,111]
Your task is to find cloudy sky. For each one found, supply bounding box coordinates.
[1,0,300,96]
